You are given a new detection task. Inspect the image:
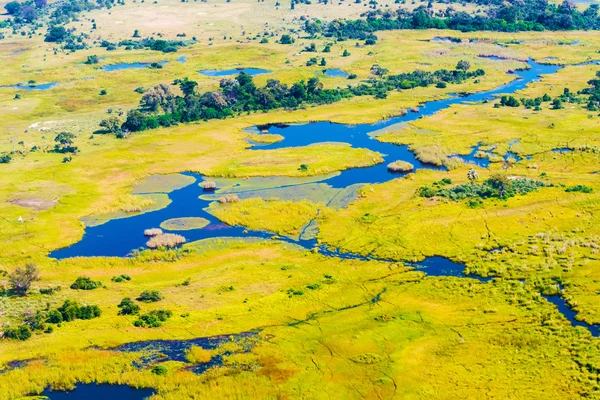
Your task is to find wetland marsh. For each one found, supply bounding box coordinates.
[1,0,600,398]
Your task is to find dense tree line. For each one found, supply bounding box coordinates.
[115,62,484,134]
[317,0,600,43]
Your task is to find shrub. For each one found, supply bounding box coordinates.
[3,325,31,341]
[70,276,102,290]
[55,300,101,322]
[280,34,294,44]
[117,297,140,315]
[151,365,168,375]
[137,290,163,302]
[134,309,172,328]
[565,185,593,193]
[111,274,131,282]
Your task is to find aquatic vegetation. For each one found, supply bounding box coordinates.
[160,217,210,231]
[387,160,414,172]
[146,233,186,249]
[143,228,163,237]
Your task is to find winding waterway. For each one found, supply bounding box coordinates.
[43,60,600,397]
[51,58,560,259]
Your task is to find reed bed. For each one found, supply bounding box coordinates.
[144,228,163,237]
[219,194,240,204]
[387,160,414,172]
[146,233,186,249]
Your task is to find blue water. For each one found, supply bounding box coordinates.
[50,58,561,259]
[542,292,599,337]
[199,68,271,77]
[323,68,350,78]
[102,61,167,71]
[177,56,187,63]
[0,82,58,90]
[41,384,154,399]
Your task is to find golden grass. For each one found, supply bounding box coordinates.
[146,233,186,249]
[387,160,415,172]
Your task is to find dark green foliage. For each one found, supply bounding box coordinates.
[46,309,63,324]
[500,95,520,107]
[151,365,168,375]
[70,276,102,290]
[117,297,140,315]
[120,64,484,133]
[4,1,21,15]
[99,89,107,95]
[85,55,99,65]
[3,325,31,341]
[133,309,172,328]
[565,185,593,193]
[44,26,67,43]
[53,132,78,154]
[111,274,131,282]
[280,34,294,44]
[137,290,163,302]
[0,153,12,164]
[54,300,101,322]
[418,175,548,201]
[317,2,600,46]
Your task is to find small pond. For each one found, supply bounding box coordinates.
[0,82,58,90]
[102,61,167,71]
[41,383,154,399]
[323,68,350,78]
[199,68,271,77]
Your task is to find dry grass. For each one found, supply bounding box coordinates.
[387,160,414,172]
[201,181,217,191]
[144,228,163,237]
[219,194,240,204]
[146,233,186,249]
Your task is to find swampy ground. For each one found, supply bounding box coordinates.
[1,1,600,398]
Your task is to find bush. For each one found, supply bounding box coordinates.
[137,290,163,302]
[3,325,31,341]
[134,309,172,328]
[151,365,168,375]
[565,185,593,193]
[117,298,140,315]
[70,276,102,290]
[111,274,131,282]
[280,34,294,44]
[55,300,101,322]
